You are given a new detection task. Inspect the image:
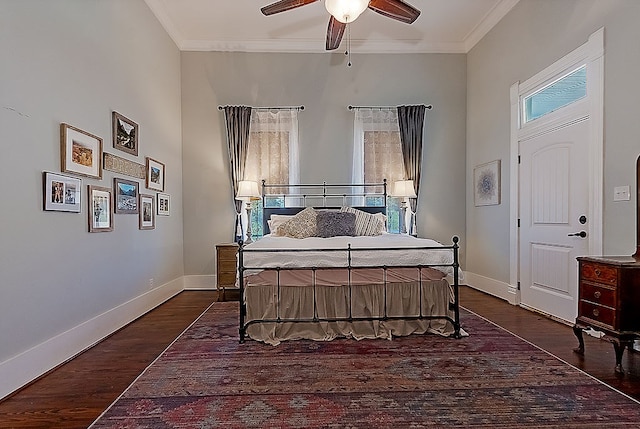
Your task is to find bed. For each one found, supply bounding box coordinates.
[237,182,462,345]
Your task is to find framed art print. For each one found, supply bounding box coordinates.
[157,193,170,216]
[145,157,165,192]
[474,159,501,206]
[139,194,155,230]
[113,177,139,214]
[112,111,138,156]
[88,185,113,232]
[43,171,81,213]
[61,123,103,179]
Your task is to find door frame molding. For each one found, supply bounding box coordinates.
[509,28,604,304]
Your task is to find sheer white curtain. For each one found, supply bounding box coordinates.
[351,108,404,206]
[243,109,300,236]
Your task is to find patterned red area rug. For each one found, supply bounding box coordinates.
[91,302,640,428]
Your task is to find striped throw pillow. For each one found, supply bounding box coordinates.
[340,207,385,236]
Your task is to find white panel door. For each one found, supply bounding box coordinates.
[519,118,589,322]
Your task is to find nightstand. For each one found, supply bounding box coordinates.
[215,243,239,301]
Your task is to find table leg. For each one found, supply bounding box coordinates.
[573,325,585,354]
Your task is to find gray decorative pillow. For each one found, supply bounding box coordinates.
[340,207,385,236]
[276,207,317,238]
[316,211,356,238]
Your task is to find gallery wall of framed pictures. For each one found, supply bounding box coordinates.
[44,112,170,233]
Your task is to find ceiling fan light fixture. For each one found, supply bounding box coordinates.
[325,0,369,24]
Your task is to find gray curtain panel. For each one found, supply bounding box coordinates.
[397,105,427,233]
[223,105,252,242]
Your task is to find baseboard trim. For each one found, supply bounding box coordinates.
[0,277,184,401]
[184,274,216,290]
[463,271,518,304]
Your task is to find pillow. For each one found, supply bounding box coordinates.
[340,207,385,236]
[276,207,317,238]
[267,214,295,235]
[316,211,356,238]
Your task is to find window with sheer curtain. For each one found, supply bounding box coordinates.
[244,109,300,238]
[352,108,404,233]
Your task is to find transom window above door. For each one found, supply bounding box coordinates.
[523,65,586,124]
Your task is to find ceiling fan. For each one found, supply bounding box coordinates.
[261,0,421,51]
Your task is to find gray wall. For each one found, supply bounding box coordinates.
[181,51,467,276]
[466,0,640,283]
[0,0,182,370]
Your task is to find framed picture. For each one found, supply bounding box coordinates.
[139,194,155,230]
[43,171,81,213]
[61,123,103,179]
[157,193,170,216]
[474,159,501,206]
[112,111,138,156]
[113,178,139,214]
[88,185,113,232]
[145,157,165,192]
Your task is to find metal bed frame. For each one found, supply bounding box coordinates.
[237,182,462,343]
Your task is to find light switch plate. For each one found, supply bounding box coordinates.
[614,185,630,201]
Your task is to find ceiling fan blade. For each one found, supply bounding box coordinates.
[368,0,420,24]
[261,0,319,16]
[326,16,346,50]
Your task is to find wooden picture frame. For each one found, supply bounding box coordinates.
[88,185,113,232]
[145,157,165,192]
[474,159,501,206]
[43,171,81,213]
[157,193,170,216]
[139,194,155,230]
[114,177,139,214]
[61,123,103,179]
[112,111,138,156]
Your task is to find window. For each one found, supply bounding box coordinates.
[244,109,299,238]
[352,108,405,233]
[523,65,587,124]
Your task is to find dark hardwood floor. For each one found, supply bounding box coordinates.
[1,286,638,428]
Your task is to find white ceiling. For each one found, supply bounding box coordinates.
[144,0,520,54]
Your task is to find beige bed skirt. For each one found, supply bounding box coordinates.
[243,267,458,345]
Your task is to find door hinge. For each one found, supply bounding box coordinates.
[517,218,520,228]
[518,155,521,164]
[517,281,521,290]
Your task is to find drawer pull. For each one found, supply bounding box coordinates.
[594,269,601,277]
[593,291,601,299]
[592,308,600,317]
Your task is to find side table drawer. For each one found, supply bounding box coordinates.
[578,300,615,330]
[579,282,616,307]
[580,262,618,286]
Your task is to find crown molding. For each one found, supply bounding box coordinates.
[464,0,520,52]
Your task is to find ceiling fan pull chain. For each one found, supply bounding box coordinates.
[345,23,352,67]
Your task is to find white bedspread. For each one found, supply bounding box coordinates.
[241,233,460,278]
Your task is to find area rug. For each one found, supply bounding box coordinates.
[90,302,640,428]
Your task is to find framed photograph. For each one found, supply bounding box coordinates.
[43,171,81,213]
[145,157,165,191]
[112,111,138,156]
[88,185,113,232]
[114,178,139,214]
[474,159,501,206]
[157,193,170,216]
[61,123,103,179]
[139,194,155,230]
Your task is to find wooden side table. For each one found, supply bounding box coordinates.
[216,243,239,301]
[573,256,640,373]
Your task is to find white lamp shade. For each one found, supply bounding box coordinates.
[325,0,369,23]
[236,180,260,200]
[392,180,417,198]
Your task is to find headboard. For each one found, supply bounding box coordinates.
[260,181,387,234]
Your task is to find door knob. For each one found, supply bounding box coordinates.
[568,231,587,238]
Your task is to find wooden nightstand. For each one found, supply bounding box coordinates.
[216,243,239,301]
[573,256,640,373]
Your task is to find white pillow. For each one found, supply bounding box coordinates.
[340,207,385,236]
[267,214,295,236]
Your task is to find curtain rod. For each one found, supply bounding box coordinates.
[348,104,432,110]
[218,105,304,111]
